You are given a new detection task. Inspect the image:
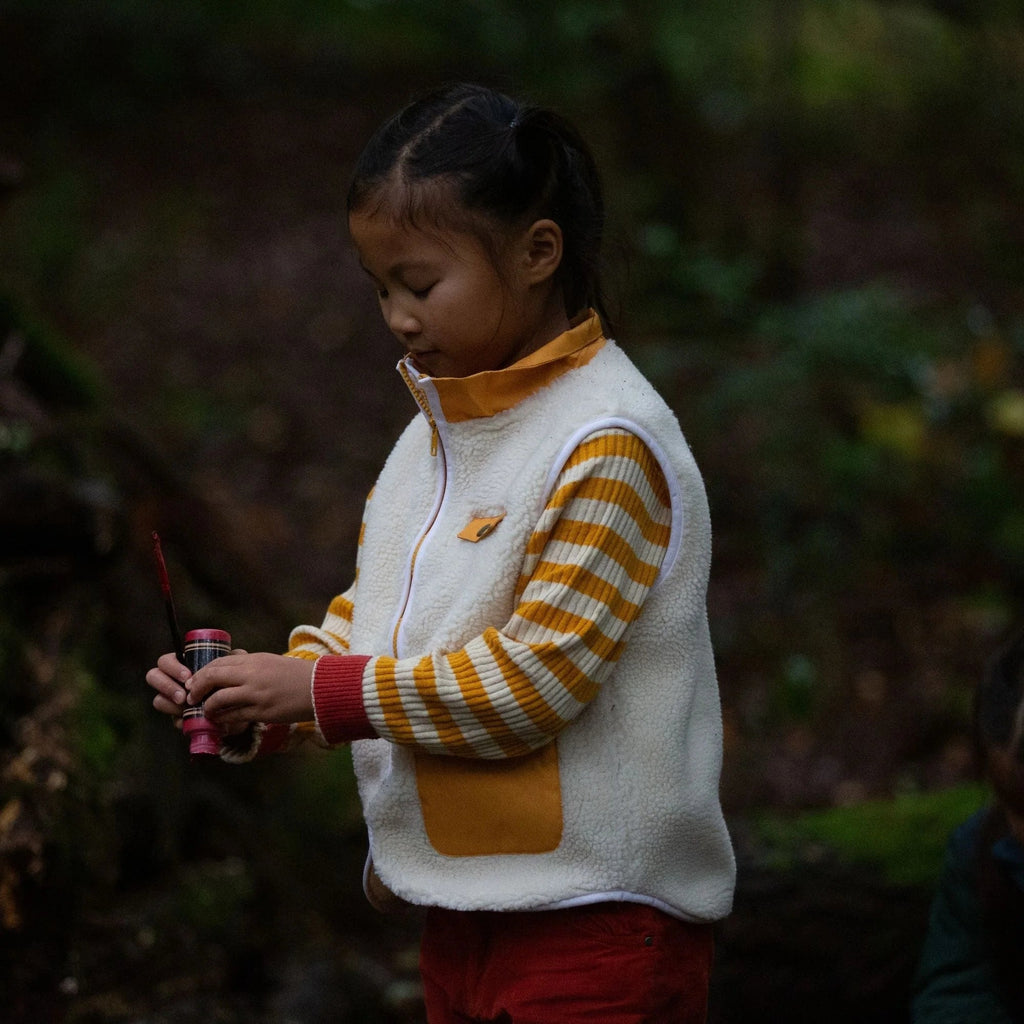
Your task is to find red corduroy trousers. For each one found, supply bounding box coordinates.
[418,900,714,1024]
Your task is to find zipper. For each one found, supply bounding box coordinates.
[390,508,440,656]
[391,359,448,654]
[399,360,439,456]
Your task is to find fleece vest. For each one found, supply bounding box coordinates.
[348,334,735,923]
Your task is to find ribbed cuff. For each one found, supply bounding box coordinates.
[312,655,377,744]
[255,722,293,755]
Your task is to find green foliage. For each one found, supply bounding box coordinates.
[266,748,367,906]
[689,286,1024,587]
[276,747,363,836]
[0,296,99,409]
[1,0,1019,735]
[1,170,91,293]
[175,856,255,936]
[793,2,964,113]
[753,783,990,887]
[1,0,1022,1012]
[3,0,1020,777]
[777,653,819,722]
[70,669,126,780]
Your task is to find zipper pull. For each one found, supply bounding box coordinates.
[398,360,440,456]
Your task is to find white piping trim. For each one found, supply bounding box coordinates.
[540,416,685,587]
[525,889,709,924]
[392,375,449,659]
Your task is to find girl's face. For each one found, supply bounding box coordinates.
[348,206,566,379]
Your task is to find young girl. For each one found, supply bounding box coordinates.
[147,82,735,1022]
[912,632,1024,1023]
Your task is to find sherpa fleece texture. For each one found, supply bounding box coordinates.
[350,316,733,923]
[228,314,735,923]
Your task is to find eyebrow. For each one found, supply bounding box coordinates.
[358,259,436,281]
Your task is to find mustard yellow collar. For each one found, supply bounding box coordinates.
[402,311,606,423]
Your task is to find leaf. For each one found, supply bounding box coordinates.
[987,389,1024,436]
[859,400,926,458]
[0,798,22,837]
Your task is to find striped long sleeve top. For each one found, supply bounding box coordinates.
[233,315,734,923]
[282,426,672,760]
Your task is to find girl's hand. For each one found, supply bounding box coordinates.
[185,652,314,733]
[146,652,191,724]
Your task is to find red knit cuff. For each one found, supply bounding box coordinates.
[312,655,377,744]
[256,722,292,755]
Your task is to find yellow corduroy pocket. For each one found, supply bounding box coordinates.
[414,742,563,856]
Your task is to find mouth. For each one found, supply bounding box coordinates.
[407,349,439,370]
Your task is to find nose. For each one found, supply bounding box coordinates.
[382,296,420,340]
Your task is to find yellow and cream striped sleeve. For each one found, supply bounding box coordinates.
[360,427,673,758]
[287,588,355,660]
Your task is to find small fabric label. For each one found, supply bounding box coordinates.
[458,513,506,542]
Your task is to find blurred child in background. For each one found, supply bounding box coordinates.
[912,631,1024,1023]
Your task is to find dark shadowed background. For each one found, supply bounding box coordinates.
[2,1,1023,1020]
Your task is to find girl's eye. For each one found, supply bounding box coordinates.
[411,284,435,299]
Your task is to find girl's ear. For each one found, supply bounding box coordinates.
[520,219,563,284]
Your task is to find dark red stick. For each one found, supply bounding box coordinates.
[151,531,185,663]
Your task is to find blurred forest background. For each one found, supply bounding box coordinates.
[1,0,1023,1020]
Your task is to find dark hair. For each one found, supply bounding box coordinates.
[973,633,1024,1016]
[347,83,609,329]
[975,632,1024,805]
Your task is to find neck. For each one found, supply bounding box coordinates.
[507,287,571,369]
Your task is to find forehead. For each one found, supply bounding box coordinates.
[349,175,515,266]
[348,207,502,278]
[349,208,452,261]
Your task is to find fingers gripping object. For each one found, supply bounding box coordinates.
[151,531,231,758]
[181,629,232,756]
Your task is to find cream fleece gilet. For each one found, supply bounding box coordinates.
[348,324,735,924]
